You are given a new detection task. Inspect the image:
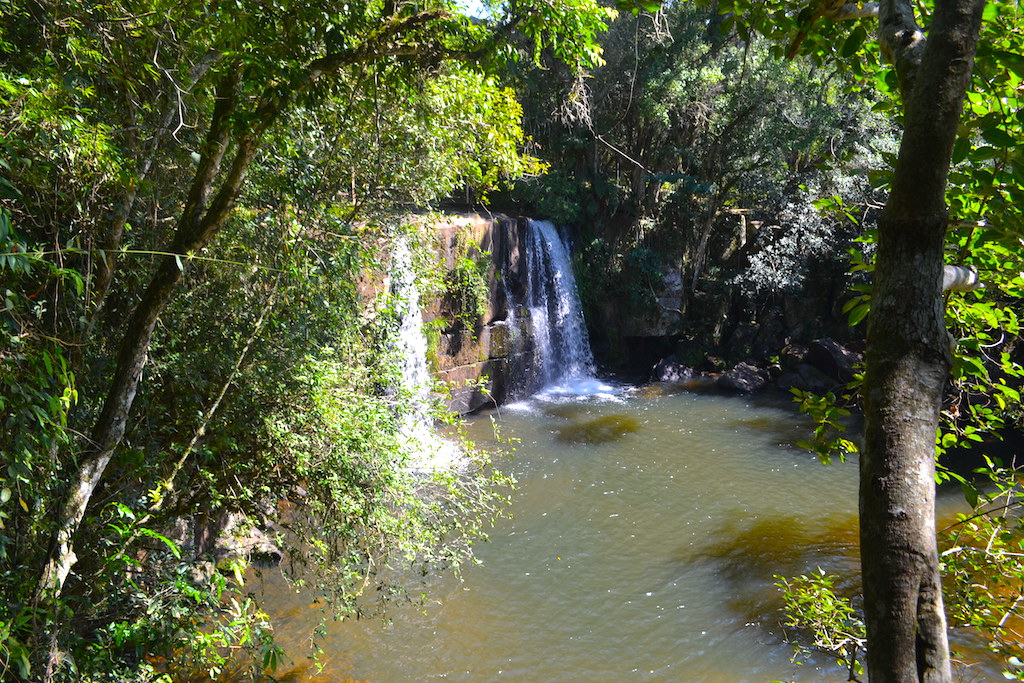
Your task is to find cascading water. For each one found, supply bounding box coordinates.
[390,218,608,439]
[389,237,460,471]
[522,219,607,396]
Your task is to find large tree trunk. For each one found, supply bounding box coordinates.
[860,0,984,680]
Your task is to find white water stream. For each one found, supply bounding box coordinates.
[390,237,461,472]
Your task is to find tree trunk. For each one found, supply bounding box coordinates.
[37,69,252,600]
[35,13,422,601]
[87,51,221,327]
[861,0,984,679]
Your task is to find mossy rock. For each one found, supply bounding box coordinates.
[554,414,640,445]
[543,403,589,420]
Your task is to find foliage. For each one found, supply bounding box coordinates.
[575,236,665,328]
[790,387,860,465]
[775,568,866,679]
[939,456,1024,680]
[507,3,893,360]
[443,234,491,332]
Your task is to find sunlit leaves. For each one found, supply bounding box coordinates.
[507,0,617,67]
[775,568,866,676]
[791,387,860,465]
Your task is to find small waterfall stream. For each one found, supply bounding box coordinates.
[391,238,431,419]
[390,237,459,472]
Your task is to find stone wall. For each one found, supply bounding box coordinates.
[423,213,534,414]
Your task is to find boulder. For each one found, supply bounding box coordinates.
[776,363,835,395]
[170,509,282,584]
[651,355,697,383]
[717,361,770,394]
[805,338,862,384]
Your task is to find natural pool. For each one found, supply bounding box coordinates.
[254,385,997,682]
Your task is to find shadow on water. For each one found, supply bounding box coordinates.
[729,414,822,450]
[667,505,1005,680]
[677,514,861,627]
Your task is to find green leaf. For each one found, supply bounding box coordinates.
[138,527,182,559]
[952,136,971,164]
[994,50,1024,79]
[841,26,865,59]
[982,127,1015,148]
[847,302,870,326]
[962,479,978,509]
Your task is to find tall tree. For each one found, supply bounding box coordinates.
[715,0,989,678]
[861,0,984,678]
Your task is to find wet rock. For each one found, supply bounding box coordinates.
[171,510,282,582]
[776,363,835,395]
[805,338,861,384]
[222,520,282,568]
[778,343,809,372]
[716,361,770,394]
[651,355,697,383]
[543,403,588,420]
[555,415,640,445]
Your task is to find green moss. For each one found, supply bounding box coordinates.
[424,319,443,374]
[444,231,490,333]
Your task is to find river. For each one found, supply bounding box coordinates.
[252,383,998,682]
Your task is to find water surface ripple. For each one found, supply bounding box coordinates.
[257,389,985,682]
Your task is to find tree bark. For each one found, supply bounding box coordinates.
[860,0,984,680]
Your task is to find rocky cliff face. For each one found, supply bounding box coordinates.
[422,213,535,414]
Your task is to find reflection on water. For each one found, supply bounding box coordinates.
[252,389,992,682]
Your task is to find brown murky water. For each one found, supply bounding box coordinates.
[253,388,996,682]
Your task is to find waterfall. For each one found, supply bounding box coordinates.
[523,219,602,395]
[390,237,460,471]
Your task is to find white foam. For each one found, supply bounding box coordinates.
[533,377,622,401]
[401,424,467,474]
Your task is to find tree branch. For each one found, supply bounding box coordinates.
[308,9,450,79]
[786,0,881,59]
[878,0,927,93]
